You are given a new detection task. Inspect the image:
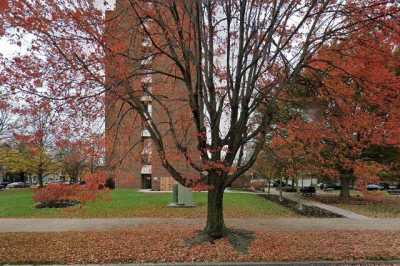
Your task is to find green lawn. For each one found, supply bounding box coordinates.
[0,188,296,218]
[335,197,400,218]
[314,193,400,218]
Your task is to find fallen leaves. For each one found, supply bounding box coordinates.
[0,226,399,264]
[314,195,400,218]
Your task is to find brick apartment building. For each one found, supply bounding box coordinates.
[104,0,198,191]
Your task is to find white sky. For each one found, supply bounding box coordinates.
[0,0,116,57]
[93,0,116,11]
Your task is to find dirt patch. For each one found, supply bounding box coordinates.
[261,194,342,218]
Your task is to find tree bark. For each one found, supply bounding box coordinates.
[279,174,283,202]
[204,182,225,239]
[340,175,350,200]
[38,173,44,188]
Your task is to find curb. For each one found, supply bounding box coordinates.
[9,261,400,266]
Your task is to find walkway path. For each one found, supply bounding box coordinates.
[267,189,370,219]
[1,217,400,233]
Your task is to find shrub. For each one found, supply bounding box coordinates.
[83,171,107,190]
[105,177,116,189]
[33,171,109,208]
[33,184,81,208]
[250,179,266,191]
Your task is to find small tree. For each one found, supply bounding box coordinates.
[253,150,278,194]
[57,140,89,183]
[0,141,60,187]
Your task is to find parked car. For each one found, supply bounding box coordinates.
[300,186,316,196]
[0,182,10,189]
[47,180,65,185]
[378,183,390,190]
[367,184,384,191]
[6,182,28,189]
[321,182,342,191]
[272,180,286,187]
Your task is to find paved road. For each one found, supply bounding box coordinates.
[1,218,400,233]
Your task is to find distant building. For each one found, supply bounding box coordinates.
[104,0,198,190]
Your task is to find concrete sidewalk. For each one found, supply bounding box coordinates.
[1,218,400,233]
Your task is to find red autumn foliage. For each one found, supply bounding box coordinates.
[192,183,210,192]
[33,172,109,207]
[33,184,81,205]
[270,118,322,182]
[83,171,108,190]
[286,16,400,198]
[249,179,266,192]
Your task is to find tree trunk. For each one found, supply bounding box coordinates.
[204,183,225,239]
[340,176,350,200]
[38,173,44,188]
[279,175,283,202]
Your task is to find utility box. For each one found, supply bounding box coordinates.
[168,183,196,208]
[178,184,193,205]
[171,184,178,204]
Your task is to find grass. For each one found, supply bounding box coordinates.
[0,188,296,218]
[314,193,400,218]
[336,199,400,218]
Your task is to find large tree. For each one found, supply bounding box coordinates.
[306,20,400,199]
[1,0,398,238]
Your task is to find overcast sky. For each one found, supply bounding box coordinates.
[94,0,116,11]
[0,0,116,58]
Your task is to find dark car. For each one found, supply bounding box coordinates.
[300,186,316,196]
[0,182,10,189]
[272,180,286,188]
[379,183,390,190]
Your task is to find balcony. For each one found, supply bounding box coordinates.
[141,75,152,85]
[142,83,152,94]
[141,165,152,175]
[141,153,152,165]
[140,56,153,69]
[141,128,151,137]
[140,95,152,102]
